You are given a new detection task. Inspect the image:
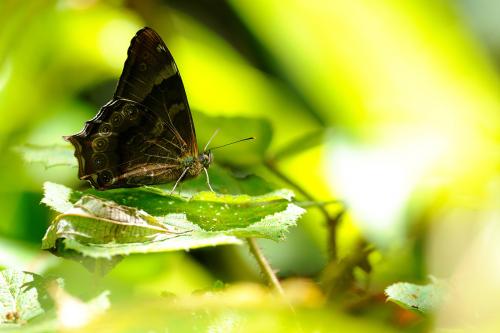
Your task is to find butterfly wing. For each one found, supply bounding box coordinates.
[115,27,197,155]
[65,27,198,190]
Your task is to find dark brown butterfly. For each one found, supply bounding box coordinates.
[65,27,251,192]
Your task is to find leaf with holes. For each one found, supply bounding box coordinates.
[41,182,304,262]
[0,269,58,327]
[14,144,77,168]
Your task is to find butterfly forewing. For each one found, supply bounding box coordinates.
[65,27,199,190]
[115,28,171,101]
[115,28,197,155]
[141,70,198,156]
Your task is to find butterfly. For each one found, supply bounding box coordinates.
[65,27,251,192]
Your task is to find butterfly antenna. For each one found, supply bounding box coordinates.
[209,137,255,151]
[204,128,220,152]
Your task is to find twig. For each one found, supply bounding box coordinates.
[265,158,343,260]
[247,239,304,331]
[295,199,344,208]
[247,237,284,296]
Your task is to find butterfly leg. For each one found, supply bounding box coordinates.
[203,167,214,192]
[170,167,189,195]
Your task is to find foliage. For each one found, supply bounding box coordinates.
[0,269,49,325]
[14,145,77,169]
[385,279,447,315]
[0,268,109,331]
[41,182,303,260]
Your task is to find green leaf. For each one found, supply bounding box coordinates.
[15,113,272,170]
[0,268,109,332]
[272,129,326,161]
[0,269,55,326]
[41,182,304,260]
[193,113,272,166]
[385,279,447,314]
[44,194,182,245]
[17,140,274,196]
[158,164,276,196]
[14,144,76,169]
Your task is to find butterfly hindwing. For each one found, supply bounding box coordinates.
[65,99,180,189]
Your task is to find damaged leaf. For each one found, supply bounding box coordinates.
[385,278,447,314]
[41,182,305,260]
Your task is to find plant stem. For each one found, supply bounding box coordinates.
[247,237,284,296]
[265,159,343,261]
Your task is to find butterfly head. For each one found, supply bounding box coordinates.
[199,136,255,170]
[199,151,213,169]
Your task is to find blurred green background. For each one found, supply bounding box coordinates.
[2,0,500,332]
